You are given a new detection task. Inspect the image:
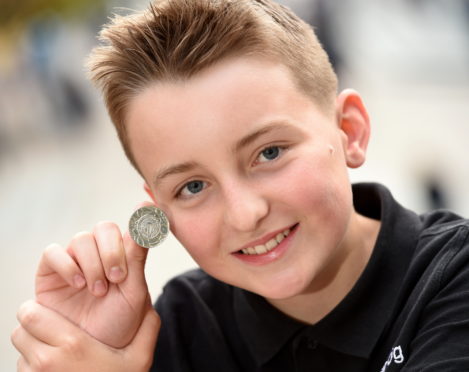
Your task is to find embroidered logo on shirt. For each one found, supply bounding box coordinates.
[380,346,405,372]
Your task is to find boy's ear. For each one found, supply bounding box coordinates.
[144,183,158,204]
[336,89,370,168]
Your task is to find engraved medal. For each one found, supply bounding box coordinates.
[129,206,169,248]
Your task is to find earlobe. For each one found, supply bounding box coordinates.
[144,183,158,204]
[336,89,371,168]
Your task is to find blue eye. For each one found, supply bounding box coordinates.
[257,146,282,163]
[178,180,205,197]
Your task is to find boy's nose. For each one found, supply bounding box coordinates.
[222,183,269,232]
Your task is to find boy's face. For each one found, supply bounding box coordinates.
[126,57,369,300]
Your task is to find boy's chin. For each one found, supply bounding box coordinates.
[248,276,311,301]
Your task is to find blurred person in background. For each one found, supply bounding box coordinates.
[0,0,105,157]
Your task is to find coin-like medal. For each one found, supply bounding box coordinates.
[129,206,169,248]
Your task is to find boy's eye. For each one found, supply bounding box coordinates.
[178,180,206,198]
[256,145,283,163]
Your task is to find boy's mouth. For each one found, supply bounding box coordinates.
[237,224,298,255]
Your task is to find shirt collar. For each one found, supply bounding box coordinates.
[233,183,423,365]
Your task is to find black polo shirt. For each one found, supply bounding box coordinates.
[151,183,469,371]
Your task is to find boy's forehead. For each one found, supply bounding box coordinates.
[125,56,329,176]
[127,56,314,129]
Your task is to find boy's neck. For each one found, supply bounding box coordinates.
[266,212,381,325]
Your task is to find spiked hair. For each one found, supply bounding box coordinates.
[87,0,338,169]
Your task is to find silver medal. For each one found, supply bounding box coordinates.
[129,206,169,248]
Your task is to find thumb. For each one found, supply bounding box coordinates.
[118,202,157,298]
[123,230,150,274]
[124,201,157,271]
[121,231,150,299]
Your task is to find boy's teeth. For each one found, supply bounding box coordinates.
[254,245,267,254]
[241,227,292,255]
[265,239,277,250]
[276,233,284,243]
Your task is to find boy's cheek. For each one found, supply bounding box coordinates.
[282,160,351,215]
[170,210,220,255]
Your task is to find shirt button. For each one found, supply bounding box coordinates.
[307,338,318,350]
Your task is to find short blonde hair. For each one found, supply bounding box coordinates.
[87,0,338,170]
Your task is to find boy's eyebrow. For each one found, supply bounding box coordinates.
[153,123,291,187]
[153,161,198,188]
[233,122,290,153]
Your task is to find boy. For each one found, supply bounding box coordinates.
[11,0,469,371]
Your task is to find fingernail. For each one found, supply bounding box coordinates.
[93,280,107,296]
[74,274,86,288]
[109,266,124,282]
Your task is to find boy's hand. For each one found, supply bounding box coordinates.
[34,203,154,348]
[11,300,160,372]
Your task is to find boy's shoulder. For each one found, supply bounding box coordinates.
[414,208,469,282]
[419,208,469,237]
[351,183,469,371]
[353,182,468,240]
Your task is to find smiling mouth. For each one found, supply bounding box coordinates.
[238,224,297,255]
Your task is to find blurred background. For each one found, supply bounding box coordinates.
[1,0,468,369]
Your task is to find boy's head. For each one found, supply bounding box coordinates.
[87,0,372,301]
[87,0,338,171]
